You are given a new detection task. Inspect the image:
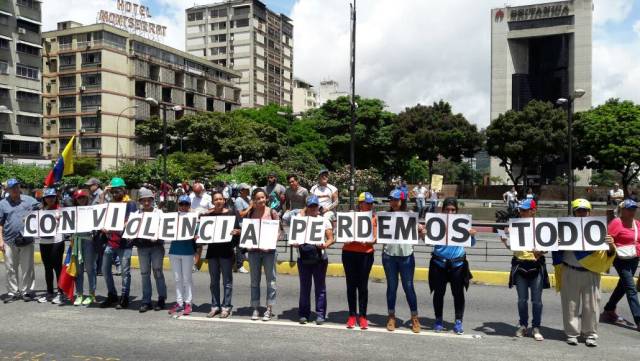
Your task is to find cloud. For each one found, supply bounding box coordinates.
[592,0,634,26]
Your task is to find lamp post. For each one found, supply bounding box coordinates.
[115,105,138,170]
[556,89,586,215]
[349,0,357,211]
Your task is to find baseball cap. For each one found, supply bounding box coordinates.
[621,199,638,209]
[306,195,320,207]
[571,198,592,211]
[84,177,101,186]
[318,168,329,176]
[178,195,191,205]
[73,189,89,199]
[357,192,376,204]
[268,172,277,177]
[238,183,251,191]
[109,177,126,188]
[6,178,20,188]
[43,188,57,198]
[138,187,154,200]
[518,199,537,210]
[389,189,403,200]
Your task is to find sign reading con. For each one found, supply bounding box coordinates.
[509,3,571,22]
[508,217,608,251]
[97,0,167,38]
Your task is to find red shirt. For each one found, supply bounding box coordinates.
[608,217,640,255]
[342,214,376,254]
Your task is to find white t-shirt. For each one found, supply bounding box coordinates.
[413,186,427,199]
[190,192,213,214]
[505,191,517,202]
[310,183,338,210]
[611,188,624,198]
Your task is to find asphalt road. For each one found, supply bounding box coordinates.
[0,266,639,361]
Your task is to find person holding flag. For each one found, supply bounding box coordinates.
[44,136,75,187]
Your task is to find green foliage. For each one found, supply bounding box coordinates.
[330,165,386,197]
[589,170,619,187]
[214,161,287,187]
[574,99,640,193]
[0,164,49,188]
[167,152,217,181]
[73,157,98,176]
[277,147,323,188]
[404,157,429,184]
[486,100,567,185]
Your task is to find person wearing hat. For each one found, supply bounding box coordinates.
[36,188,66,304]
[602,198,640,330]
[310,169,339,224]
[70,189,99,306]
[0,179,39,303]
[233,183,251,273]
[295,195,335,325]
[264,172,286,214]
[84,178,103,206]
[382,189,422,333]
[168,194,199,317]
[342,192,377,329]
[132,187,167,313]
[100,177,138,309]
[551,199,615,346]
[500,198,549,341]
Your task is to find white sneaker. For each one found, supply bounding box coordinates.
[251,308,260,321]
[566,336,578,345]
[262,308,274,321]
[532,327,544,341]
[38,294,53,303]
[52,293,63,305]
[238,267,249,274]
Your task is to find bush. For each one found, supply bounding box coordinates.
[215,161,287,187]
[331,166,386,197]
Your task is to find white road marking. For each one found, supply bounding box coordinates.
[179,315,481,339]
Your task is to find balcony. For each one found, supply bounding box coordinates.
[15,5,41,24]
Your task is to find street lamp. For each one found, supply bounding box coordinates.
[349,0,357,210]
[115,105,139,170]
[556,88,586,215]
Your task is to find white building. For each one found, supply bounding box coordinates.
[317,79,348,105]
[292,78,317,112]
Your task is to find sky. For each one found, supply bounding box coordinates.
[41,0,640,128]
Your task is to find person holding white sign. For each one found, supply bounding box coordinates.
[293,195,335,325]
[342,192,377,330]
[71,189,98,307]
[245,188,280,322]
[36,188,66,305]
[499,199,550,341]
[132,188,167,313]
[428,197,476,335]
[382,189,423,333]
[202,191,241,319]
[602,199,640,330]
[551,199,616,347]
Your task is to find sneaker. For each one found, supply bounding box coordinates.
[386,314,396,332]
[453,320,464,335]
[566,336,578,346]
[600,310,625,325]
[169,303,184,315]
[532,327,544,341]
[183,303,192,316]
[515,325,527,338]
[154,298,165,311]
[411,315,421,333]
[51,293,63,305]
[262,308,274,322]
[346,315,357,329]
[585,336,598,347]
[207,307,221,318]
[22,293,36,302]
[434,319,444,332]
[251,308,260,321]
[139,303,152,313]
[358,316,369,330]
[299,317,308,324]
[238,266,249,274]
[115,295,129,310]
[74,296,84,306]
[220,307,232,318]
[316,316,325,325]
[37,294,53,303]
[3,293,19,304]
[100,293,118,308]
[82,295,95,306]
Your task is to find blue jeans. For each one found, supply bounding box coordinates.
[76,239,97,296]
[515,272,543,327]
[137,245,167,305]
[605,257,640,323]
[208,257,233,309]
[103,246,132,296]
[416,198,426,214]
[248,251,277,308]
[298,259,328,319]
[382,253,418,315]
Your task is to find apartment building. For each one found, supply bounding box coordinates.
[185,0,293,108]
[292,78,317,113]
[0,0,46,165]
[42,21,241,170]
[317,80,348,105]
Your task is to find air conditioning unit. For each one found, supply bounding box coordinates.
[18,28,26,34]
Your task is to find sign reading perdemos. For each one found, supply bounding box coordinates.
[508,217,608,251]
[335,211,374,243]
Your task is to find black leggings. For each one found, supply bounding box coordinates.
[40,242,65,294]
[430,261,466,321]
[342,251,374,316]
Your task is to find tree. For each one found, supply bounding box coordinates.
[167,152,217,181]
[573,99,640,195]
[393,101,483,182]
[485,100,567,187]
[589,170,619,187]
[73,157,98,176]
[404,157,429,184]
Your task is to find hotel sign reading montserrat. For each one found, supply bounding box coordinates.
[509,2,572,22]
[97,0,167,37]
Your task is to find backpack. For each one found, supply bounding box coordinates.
[268,190,281,211]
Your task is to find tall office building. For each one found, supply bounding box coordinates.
[0,0,46,165]
[185,0,293,108]
[42,22,241,170]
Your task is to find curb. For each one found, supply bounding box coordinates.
[0,252,625,292]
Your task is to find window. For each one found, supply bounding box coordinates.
[59,117,76,132]
[16,19,39,33]
[0,15,8,26]
[187,12,203,21]
[59,75,76,89]
[59,54,75,68]
[235,19,249,28]
[0,39,9,49]
[59,96,76,112]
[186,92,194,107]
[81,116,100,131]
[234,6,249,17]
[17,0,39,9]
[58,35,72,47]
[17,115,40,127]
[80,138,101,152]
[59,137,71,150]
[16,64,39,80]
[210,8,227,18]
[16,91,39,103]
[211,46,226,55]
[81,95,100,110]
[217,21,226,30]
[81,73,101,87]
[0,61,8,74]
[210,34,226,43]
[16,43,40,56]
[81,52,101,66]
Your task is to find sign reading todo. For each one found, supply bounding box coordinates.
[335,211,374,243]
[424,213,473,247]
[508,217,608,251]
[376,212,420,245]
[239,219,280,250]
[288,216,327,245]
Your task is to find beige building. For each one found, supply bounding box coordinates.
[317,79,348,105]
[292,78,317,113]
[42,22,241,170]
[185,0,293,108]
[0,0,47,165]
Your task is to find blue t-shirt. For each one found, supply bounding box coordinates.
[432,236,476,268]
[0,195,38,245]
[169,239,197,256]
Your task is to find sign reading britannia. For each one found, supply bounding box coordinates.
[97,0,167,39]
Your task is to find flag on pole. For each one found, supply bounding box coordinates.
[44,135,75,186]
[58,245,77,301]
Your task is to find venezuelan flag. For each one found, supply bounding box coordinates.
[44,135,75,186]
[58,245,77,301]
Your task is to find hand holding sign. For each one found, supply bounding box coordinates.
[376,212,419,245]
[335,211,374,243]
[508,216,608,251]
[424,213,473,247]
